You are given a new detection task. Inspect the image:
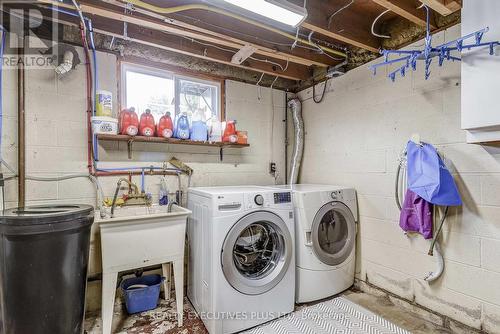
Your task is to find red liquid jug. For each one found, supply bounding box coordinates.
[157,112,174,138]
[139,109,156,137]
[223,120,238,143]
[119,107,139,136]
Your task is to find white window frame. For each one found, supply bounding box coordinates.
[120,62,222,120]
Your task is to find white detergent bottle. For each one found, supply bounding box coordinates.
[208,117,222,142]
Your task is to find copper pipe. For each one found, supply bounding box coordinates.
[18,36,25,208]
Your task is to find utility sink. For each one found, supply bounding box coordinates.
[97,204,191,223]
[97,204,191,334]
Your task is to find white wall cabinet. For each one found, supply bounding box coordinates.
[461,0,500,143]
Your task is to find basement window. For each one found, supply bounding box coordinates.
[121,63,222,122]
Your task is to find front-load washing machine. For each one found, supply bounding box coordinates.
[187,186,295,334]
[273,184,358,303]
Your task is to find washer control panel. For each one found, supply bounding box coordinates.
[331,190,344,200]
[254,194,264,206]
[274,192,292,204]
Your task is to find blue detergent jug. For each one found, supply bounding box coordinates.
[175,113,190,140]
[191,121,208,141]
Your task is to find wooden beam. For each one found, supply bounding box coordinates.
[419,0,461,16]
[126,25,310,80]
[39,0,331,68]
[299,0,381,53]
[99,0,334,67]
[302,22,379,53]
[372,0,436,28]
[43,8,309,80]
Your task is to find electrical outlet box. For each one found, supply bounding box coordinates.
[269,162,276,175]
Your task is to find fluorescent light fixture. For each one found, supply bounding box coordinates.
[222,0,308,27]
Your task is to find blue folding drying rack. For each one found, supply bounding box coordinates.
[370,5,500,82]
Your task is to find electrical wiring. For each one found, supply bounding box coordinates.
[371,9,391,39]
[103,0,342,53]
[327,0,354,29]
[176,12,345,53]
[122,0,346,58]
[71,0,87,38]
[307,31,345,62]
[270,76,279,89]
[180,35,289,72]
[312,78,328,104]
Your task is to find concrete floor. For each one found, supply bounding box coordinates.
[85,288,454,334]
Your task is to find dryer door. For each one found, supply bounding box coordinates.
[221,211,293,295]
[311,202,356,266]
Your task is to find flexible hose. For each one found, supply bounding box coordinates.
[288,98,304,185]
[424,241,444,282]
[395,146,445,282]
[428,206,448,255]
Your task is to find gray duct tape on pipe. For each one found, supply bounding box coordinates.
[288,98,303,185]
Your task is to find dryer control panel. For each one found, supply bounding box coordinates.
[274,192,292,204]
[330,190,344,201]
[244,191,293,210]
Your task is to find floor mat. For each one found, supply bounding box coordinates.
[243,297,411,334]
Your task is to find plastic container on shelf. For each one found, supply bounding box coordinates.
[91,116,118,135]
[223,120,238,143]
[96,90,113,117]
[236,130,248,144]
[119,107,139,136]
[139,109,156,137]
[175,113,190,140]
[208,118,223,142]
[190,109,208,141]
[157,112,174,138]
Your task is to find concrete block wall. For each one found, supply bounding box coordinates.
[2,42,287,309]
[297,24,500,333]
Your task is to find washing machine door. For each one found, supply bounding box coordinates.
[311,202,356,266]
[221,211,293,295]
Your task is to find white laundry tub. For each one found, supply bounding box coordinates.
[96,204,191,334]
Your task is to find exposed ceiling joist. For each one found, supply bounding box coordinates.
[110,0,346,58]
[419,0,461,16]
[55,15,308,80]
[125,25,310,80]
[299,0,381,53]
[39,0,332,69]
[302,22,379,53]
[99,0,336,68]
[372,0,436,28]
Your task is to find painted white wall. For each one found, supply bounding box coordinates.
[297,24,500,333]
[2,42,287,310]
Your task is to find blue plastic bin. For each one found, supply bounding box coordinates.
[121,274,165,314]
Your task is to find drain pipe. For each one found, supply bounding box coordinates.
[18,36,26,208]
[287,98,303,185]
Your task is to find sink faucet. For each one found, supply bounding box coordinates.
[111,178,140,217]
[167,201,178,213]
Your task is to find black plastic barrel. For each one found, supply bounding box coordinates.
[0,205,94,334]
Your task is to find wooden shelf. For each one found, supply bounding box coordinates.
[96,134,249,160]
[97,134,249,147]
